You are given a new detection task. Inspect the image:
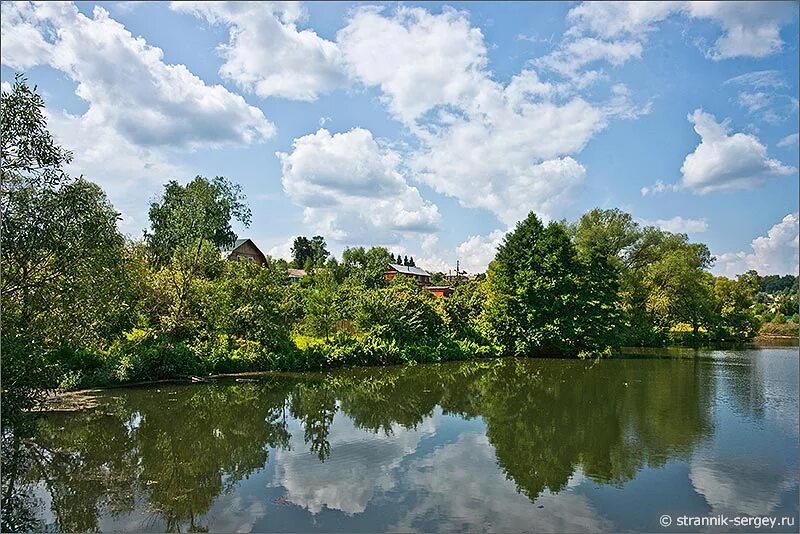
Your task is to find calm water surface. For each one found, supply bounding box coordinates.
[8,347,800,532]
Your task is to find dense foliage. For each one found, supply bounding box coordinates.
[2,78,797,431]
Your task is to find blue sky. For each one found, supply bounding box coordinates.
[1,1,798,275]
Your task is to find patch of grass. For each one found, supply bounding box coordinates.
[292,334,326,350]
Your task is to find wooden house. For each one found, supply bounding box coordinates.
[287,268,307,282]
[220,238,267,266]
[385,263,431,285]
[425,286,454,299]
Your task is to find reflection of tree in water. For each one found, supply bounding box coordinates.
[333,358,714,502]
[476,358,715,499]
[290,383,337,461]
[9,381,294,532]
[10,357,720,530]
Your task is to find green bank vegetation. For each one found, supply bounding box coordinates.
[2,76,798,427]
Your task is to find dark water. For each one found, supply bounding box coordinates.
[4,347,799,532]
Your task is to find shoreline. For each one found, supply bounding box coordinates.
[36,341,799,413]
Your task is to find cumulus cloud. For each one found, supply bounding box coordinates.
[687,1,796,60]
[566,1,682,39]
[535,37,642,83]
[171,2,347,101]
[455,230,506,273]
[1,2,274,149]
[339,7,636,226]
[0,2,54,68]
[338,6,489,124]
[714,213,799,277]
[390,433,611,533]
[277,128,440,244]
[1,1,278,235]
[274,412,436,515]
[680,109,795,194]
[640,180,681,197]
[45,110,189,237]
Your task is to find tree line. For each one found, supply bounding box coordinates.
[2,76,797,429]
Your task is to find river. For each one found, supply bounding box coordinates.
[5,346,799,532]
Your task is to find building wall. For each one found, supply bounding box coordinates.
[228,241,265,266]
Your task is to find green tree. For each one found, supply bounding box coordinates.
[291,235,329,269]
[645,245,715,335]
[145,176,249,336]
[305,270,340,341]
[711,275,760,341]
[1,76,132,422]
[145,175,250,267]
[484,213,585,356]
[340,246,392,288]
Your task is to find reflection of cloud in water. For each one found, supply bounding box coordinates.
[691,350,799,517]
[390,432,611,533]
[761,351,799,437]
[690,454,796,517]
[273,410,438,514]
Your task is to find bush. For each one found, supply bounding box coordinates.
[48,345,113,389]
[109,329,204,382]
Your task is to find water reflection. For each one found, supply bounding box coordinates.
[3,349,798,532]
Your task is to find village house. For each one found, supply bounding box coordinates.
[425,286,454,298]
[385,263,431,286]
[220,238,267,266]
[287,268,307,283]
[384,263,457,298]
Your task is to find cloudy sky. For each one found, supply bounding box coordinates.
[1,1,798,275]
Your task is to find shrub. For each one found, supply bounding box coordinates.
[109,329,204,382]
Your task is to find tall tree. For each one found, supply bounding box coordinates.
[145,175,250,267]
[1,76,132,422]
[485,213,585,356]
[145,176,249,336]
[291,235,329,269]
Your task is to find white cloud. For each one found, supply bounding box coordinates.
[338,6,626,226]
[680,109,795,194]
[535,37,642,82]
[338,6,489,124]
[778,133,799,147]
[714,213,799,277]
[455,230,506,273]
[724,70,798,124]
[640,216,708,234]
[564,1,796,60]
[45,110,189,237]
[274,411,436,515]
[1,2,274,149]
[265,235,296,261]
[277,128,440,244]
[640,179,681,197]
[565,1,682,39]
[171,1,347,101]
[0,1,54,68]
[390,433,611,533]
[687,1,796,60]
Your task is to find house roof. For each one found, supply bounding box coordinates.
[387,263,430,277]
[287,268,306,277]
[220,238,249,252]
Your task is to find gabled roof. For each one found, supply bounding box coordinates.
[387,263,430,277]
[220,238,249,252]
[287,268,306,277]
